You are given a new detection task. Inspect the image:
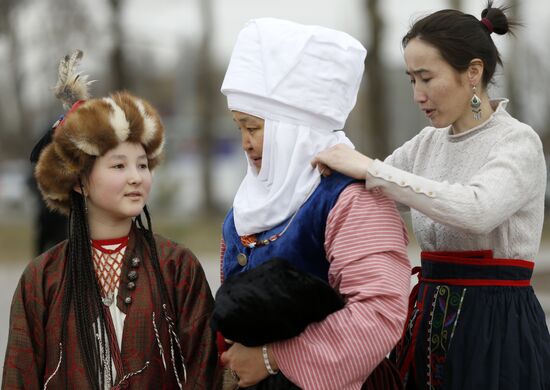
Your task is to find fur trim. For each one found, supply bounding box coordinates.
[102,97,130,142]
[35,91,165,215]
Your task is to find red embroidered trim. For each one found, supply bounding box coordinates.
[92,236,129,254]
[420,277,531,287]
[421,251,534,270]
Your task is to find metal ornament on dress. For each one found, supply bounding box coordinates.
[102,293,114,307]
[162,303,187,389]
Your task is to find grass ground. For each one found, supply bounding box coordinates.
[4,213,550,263]
[3,212,550,285]
[0,213,226,264]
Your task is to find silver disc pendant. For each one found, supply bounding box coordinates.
[237,253,248,266]
[102,294,114,307]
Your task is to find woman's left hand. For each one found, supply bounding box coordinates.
[220,342,268,387]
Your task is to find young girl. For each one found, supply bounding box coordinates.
[2,51,221,389]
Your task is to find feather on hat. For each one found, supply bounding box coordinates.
[34,50,165,215]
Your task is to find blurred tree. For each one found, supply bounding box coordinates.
[363,0,390,159]
[196,0,219,215]
[449,0,462,11]
[0,0,96,160]
[0,0,31,158]
[108,0,126,90]
[505,0,520,117]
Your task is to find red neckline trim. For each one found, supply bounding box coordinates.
[91,236,129,254]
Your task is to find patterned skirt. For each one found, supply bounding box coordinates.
[395,250,550,390]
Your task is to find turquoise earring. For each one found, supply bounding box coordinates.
[470,86,482,120]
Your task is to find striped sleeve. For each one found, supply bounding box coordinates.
[219,238,226,284]
[271,183,411,390]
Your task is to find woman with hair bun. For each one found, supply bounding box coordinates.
[313,2,550,389]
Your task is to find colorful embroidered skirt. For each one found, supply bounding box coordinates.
[395,250,550,390]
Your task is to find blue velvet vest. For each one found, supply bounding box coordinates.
[222,173,357,282]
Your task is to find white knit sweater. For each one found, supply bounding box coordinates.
[366,99,546,261]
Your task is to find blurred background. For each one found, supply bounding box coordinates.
[1,0,550,379]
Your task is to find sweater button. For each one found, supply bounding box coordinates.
[124,296,132,305]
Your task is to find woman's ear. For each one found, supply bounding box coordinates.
[73,178,87,196]
[468,58,484,87]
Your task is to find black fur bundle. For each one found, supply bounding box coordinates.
[212,258,345,390]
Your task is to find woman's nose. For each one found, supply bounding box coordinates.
[413,86,427,103]
[128,167,143,184]
[241,132,252,151]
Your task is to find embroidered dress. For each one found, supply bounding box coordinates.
[395,251,550,390]
[2,224,221,389]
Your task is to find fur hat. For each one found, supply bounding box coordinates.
[34,51,164,215]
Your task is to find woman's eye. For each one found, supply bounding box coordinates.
[113,164,124,169]
[139,163,149,169]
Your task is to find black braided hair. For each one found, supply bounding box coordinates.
[59,196,180,388]
[135,206,173,314]
[135,206,187,378]
[58,191,110,390]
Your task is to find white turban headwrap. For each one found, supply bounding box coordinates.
[221,18,367,236]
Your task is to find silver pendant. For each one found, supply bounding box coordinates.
[102,294,114,307]
[237,253,248,266]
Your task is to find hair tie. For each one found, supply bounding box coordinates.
[480,17,494,34]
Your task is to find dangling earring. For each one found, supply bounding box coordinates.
[470,86,482,120]
[78,180,88,213]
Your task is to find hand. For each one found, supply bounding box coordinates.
[220,342,271,387]
[311,144,373,180]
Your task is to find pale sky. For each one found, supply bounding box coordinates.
[123,0,549,67]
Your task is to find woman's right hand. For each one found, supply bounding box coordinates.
[311,144,372,180]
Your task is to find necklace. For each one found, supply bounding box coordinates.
[239,206,300,249]
[237,209,300,267]
[236,169,325,267]
[238,169,326,249]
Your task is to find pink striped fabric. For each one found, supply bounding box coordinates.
[270,183,410,389]
[219,238,226,283]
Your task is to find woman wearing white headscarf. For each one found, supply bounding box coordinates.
[216,18,411,390]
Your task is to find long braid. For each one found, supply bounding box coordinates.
[136,206,188,383]
[61,191,109,389]
[58,208,74,389]
[136,206,172,309]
